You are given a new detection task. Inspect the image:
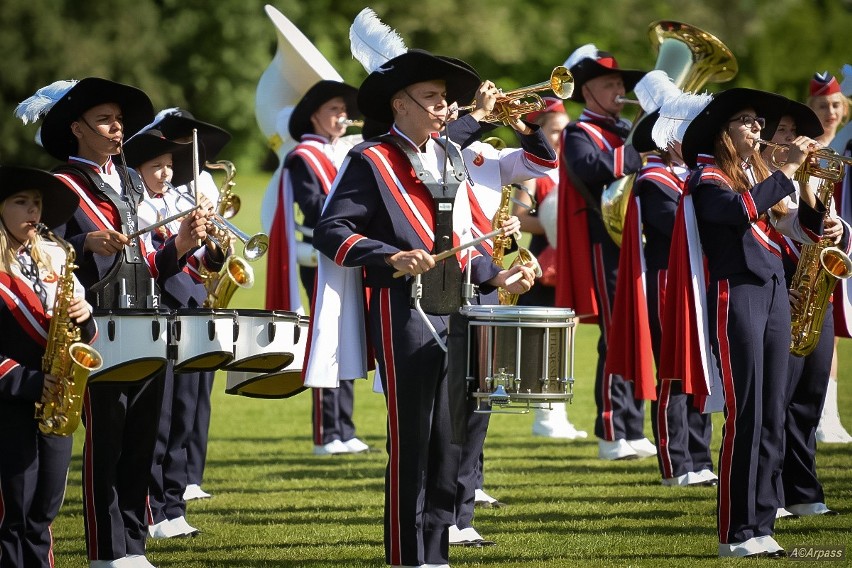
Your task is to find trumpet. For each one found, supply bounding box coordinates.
[456,66,574,125]
[337,117,364,128]
[758,139,852,178]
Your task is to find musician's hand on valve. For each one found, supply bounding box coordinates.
[780,136,818,178]
[387,249,435,276]
[789,288,803,311]
[84,230,129,255]
[505,100,533,134]
[501,215,521,239]
[175,209,208,257]
[67,296,91,324]
[42,374,60,404]
[470,80,499,122]
[824,216,844,243]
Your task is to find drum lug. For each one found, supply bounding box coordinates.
[152,320,161,341]
[489,385,510,406]
[173,320,182,341]
[108,319,116,341]
[208,320,216,341]
[293,323,301,344]
[267,321,275,343]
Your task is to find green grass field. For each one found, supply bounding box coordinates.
[51,172,852,566]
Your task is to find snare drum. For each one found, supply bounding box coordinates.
[89,309,171,383]
[225,309,299,373]
[225,314,310,398]
[460,305,576,408]
[171,308,236,372]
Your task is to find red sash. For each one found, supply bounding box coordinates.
[0,272,49,347]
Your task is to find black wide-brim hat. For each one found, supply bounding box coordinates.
[122,129,204,188]
[40,77,154,162]
[761,99,824,140]
[569,52,646,103]
[681,88,789,168]
[357,49,482,124]
[153,109,232,161]
[289,80,361,140]
[0,165,80,229]
[632,110,661,153]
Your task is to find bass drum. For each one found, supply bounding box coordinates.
[225,314,310,398]
[89,309,171,383]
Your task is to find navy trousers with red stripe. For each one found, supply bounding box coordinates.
[83,375,163,560]
[149,364,210,522]
[0,404,72,568]
[647,269,713,479]
[710,275,790,544]
[312,383,356,445]
[591,235,645,441]
[781,308,834,508]
[369,287,460,566]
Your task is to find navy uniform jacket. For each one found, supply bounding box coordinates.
[52,158,185,306]
[689,156,822,282]
[314,137,500,290]
[634,156,686,272]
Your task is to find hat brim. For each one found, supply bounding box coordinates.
[40,78,154,162]
[361,118,391,140]
[0,166,80,229]
[357,50,481,124]
[632,110,660,153]
[569,60,646,103]
[681,88,789,168]
[155,114,232,161]
[122,131,204,188]
[288,81,360,140]
[761,99,824,141]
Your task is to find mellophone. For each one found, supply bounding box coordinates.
[460,305,576,412]
[88,308,310,399]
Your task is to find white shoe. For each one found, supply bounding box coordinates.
[448,524,464,544]
[696,469,718,484]
[598,439,638,460]
[786,502,837,516]
[169,515,200,536]
[776,507,796,519]
[125,556,157,568]
[183,484,211,500]
[626,437,657,458]
[422,564,450,568]
[90,560,130,568]
[532,420,588,439]
[817,379,852,443]
[473,488,505,508]
[718,537,772,557]
[754,535,784,553]
[313,439,350,455]
[342,437,370,453]
[148,518,182,539]
[661,472,705,486]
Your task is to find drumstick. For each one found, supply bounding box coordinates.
[392,228,505,278]
[126,206,201,239]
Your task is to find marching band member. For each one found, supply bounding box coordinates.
[143,108,233,501]
[0,165,93,568]
[607,73,717,487]
[310,49,535,567]
[15,78,208,568]
[808,72,852,443]
[123,128,222,539]
[275,80,369,456]
[671,88,822,557]
[757,105,847,517]
[556,44,655,461]
[515,96,588,441]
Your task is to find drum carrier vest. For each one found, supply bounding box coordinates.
[54,163,160,310]
[379,135,468,315]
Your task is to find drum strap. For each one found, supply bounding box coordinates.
[378,135,467,315]
[447,311,471,445]
[55,164,156,309]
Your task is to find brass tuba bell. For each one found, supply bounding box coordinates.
[600,20,738,247]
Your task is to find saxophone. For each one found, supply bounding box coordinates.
[789,158,852,356]
[34,224,103,436]
[491,184,541,305]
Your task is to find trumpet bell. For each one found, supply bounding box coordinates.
[220,194,241,219]
[244,233,270,261]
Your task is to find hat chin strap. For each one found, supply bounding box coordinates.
[583,85,620,122]
[401,90,449,134]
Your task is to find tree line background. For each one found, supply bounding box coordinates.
[1,0,850,171]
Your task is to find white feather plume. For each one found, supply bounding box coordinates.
[564,44,598,70]
[134,106,182,138]
[14,79,77,124]
[349,8,407,74]
[840,64,852,97]
[652,91,713,149]
[633,70,681,113]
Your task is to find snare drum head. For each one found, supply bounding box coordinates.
[225,369,307,399]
